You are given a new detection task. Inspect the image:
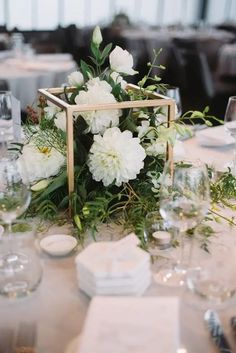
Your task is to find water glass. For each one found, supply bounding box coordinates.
[224,96,236,174]
[166,86,182,118]
[0,91,12,141]
[0,220,43,298]
[186,242,236,305]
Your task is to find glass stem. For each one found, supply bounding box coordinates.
[7,222,13,252]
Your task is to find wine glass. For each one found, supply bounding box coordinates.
[224,96,236,175]
[155,159,210,287]
[0,91,13,142]
[166,86,182,118]
[0,154,32,297]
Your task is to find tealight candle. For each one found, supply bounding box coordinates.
[152,231,171,247]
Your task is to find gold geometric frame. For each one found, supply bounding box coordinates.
[38,84,175,198]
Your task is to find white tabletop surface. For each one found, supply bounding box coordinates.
[1,128,236,353]
[0,53,77,110]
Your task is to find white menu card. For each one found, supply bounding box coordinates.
[78,296,179,353]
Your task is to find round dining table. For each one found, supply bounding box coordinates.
[0,125,236,353]
[0,53,77,111]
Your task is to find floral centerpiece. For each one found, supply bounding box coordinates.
[17,26,236,242]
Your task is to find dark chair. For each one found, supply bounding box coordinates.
[169,44,236,121]
[0,80,9,91]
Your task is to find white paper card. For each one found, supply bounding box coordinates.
[11,95,21,141]
[78,296,179,353]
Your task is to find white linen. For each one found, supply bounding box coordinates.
[0,54,77,110]
[195,125,234,147]
[78,296,179,353]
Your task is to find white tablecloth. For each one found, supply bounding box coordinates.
[0,129,236,353]
[0,53,77,110]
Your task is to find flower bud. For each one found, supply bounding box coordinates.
[92,26,103,47]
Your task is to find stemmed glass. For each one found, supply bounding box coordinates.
[224,96,236,175]
[154,159,210,287]
[166,86,182,118]
[0,91,12,142]
[0,154,32,296]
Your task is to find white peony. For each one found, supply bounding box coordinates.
[110,71,127,89]
[75,78,121,134]
[88,127,146,187]
[109,46,138,75]
[44,101,61,119]
[68,71,84,87]
[54,111,66,132]
[17,142,66,184]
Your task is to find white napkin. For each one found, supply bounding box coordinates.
[76,261,150,287]
[79,273,151,297]
[75,234,150,280]
[78,296,179,353]
[196,125,234,147]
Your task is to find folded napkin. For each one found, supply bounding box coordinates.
[78,296,179,353]
[196,125,234,147]
[75,234,151,297]
[79,273,151,297]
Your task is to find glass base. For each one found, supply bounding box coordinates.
[0,251,42,298]
[153,266,187,287]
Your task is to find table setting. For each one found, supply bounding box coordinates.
[1,25,236,353]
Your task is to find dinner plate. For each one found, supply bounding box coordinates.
[39,234,78,256]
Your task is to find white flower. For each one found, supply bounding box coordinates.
[75,78,121,134]
[145,140,166,156]
[54,111,66,132]
[137,121,155,139]
[88,127,146,186]
[86,77,111,92]
[44,101,61,119]
[109,46,138,75]
[92,26,103,46]
[110,71,127,89]
[68,71,84,87]
[17,141,65,184]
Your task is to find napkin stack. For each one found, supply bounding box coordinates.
[75,234,151,297]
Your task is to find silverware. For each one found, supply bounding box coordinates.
[230,316,236,337]
[204,310,232,353]
[14,322,37,353]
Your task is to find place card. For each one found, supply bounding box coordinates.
[78,296,179,353]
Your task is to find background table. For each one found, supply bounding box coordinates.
[218,43,236,78]
[0,130,236,353]
[0,53,77,111]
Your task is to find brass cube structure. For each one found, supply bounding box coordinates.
[38,84,175,197]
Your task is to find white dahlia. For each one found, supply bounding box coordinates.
[75,78,121,134]
[17,142,65,184]
[88,127,146,187]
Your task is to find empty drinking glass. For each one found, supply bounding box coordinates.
[156,159,210,286]
[166,86,182,118]
[224,96,236,174]
[0,91,12,141]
